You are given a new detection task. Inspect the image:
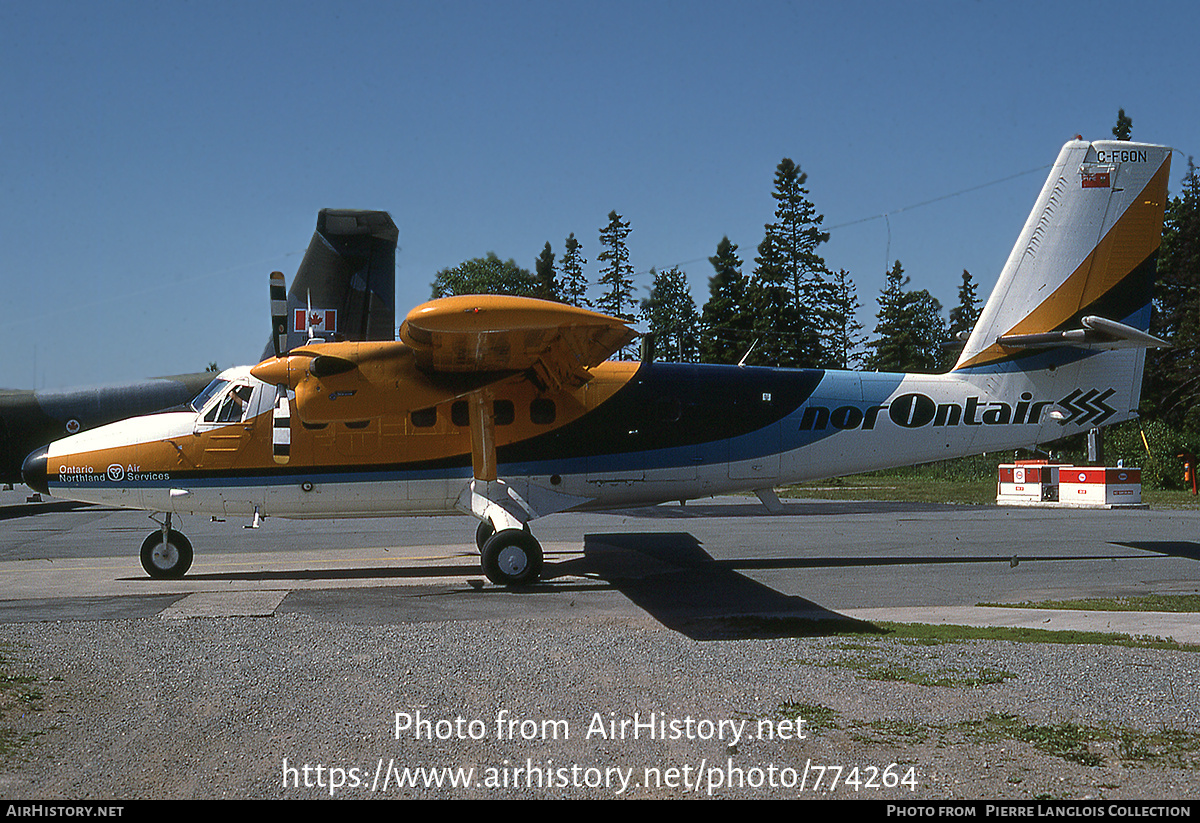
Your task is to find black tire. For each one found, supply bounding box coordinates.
[481,529,543,586]
[475,519,496,551]
[140,529,194,579]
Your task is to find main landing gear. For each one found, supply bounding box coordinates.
[474,520,544,587]
[139,513,193,579]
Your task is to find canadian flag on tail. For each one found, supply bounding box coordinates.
[294,308,337,335]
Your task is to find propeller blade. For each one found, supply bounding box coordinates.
[272,384,291,465]
[270,271,289,358]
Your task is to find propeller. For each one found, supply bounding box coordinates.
[269,271,293,463]
[272,384,292,464]
[270,271,288,359]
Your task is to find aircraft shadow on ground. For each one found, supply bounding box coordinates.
[158,533,1185,640]
[1114,541,1200,562]
[552,532,881,641]
[0,500,95,520]
[138,559,488,584]
[600,499,965,519]
[550,532,1185,641]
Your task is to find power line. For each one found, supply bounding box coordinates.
[827,164,1053,230]
[636,163,1053,281]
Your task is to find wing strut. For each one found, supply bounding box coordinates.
[467,389,497,483]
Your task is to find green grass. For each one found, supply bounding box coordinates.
[781,475,998,505]
[850,719,932,746]
[820,653,1014,687]
[982,594,1200,613]
[961,714,1106,767]
[774,702,839,734]
[838,621,1200,651]
[961,714,1200,769]
[718,616,1200,647]
[770,700,1200,769]
[777,454,1200,508]
[783,475,1200,508]
[0,644,43,759]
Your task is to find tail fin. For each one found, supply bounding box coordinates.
[262,209,398,359]
[954,139,1171,373]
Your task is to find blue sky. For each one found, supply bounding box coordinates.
[3,0,1197,389]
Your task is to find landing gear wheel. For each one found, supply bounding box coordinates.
[481,528,543,587]
[140,529,194,579]
[475,519,496,551]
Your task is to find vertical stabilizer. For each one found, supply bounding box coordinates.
[263,209,398,359]
[954,140,1171,373]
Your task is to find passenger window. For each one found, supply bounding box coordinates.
[655,397,682,423]
[411,408,437,428]
[440,399,517,427]
[530,398,556,425]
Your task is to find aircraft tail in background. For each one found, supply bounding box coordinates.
[265,209,398,358]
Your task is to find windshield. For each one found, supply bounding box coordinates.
[189,377,230,413]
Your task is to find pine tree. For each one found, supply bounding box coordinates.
[1113,109,1133,141]
[944,269,981,368]
[596,211,635,321]
[641,266,700,362]
[762,158,831,365]
[748,232,802,366]
[826,268,865,369]
[534,242,559,302]
[560,233,590,308]
[700,236,754,364]
[866,260,947,373]
[1144,159,1200,428]
[947,270,981,338]
[866,261,908,371]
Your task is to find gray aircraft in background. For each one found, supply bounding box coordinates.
[0,209,398,487]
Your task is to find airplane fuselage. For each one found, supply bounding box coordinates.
[23,355,1118,520]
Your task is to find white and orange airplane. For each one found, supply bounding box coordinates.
[22,138,1172,586]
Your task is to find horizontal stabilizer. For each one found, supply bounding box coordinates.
[997,316,1169,351]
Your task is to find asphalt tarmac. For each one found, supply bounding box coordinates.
[3,487,1200,642]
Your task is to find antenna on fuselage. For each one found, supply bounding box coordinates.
[305,290,318,344]
[737,339,759,368]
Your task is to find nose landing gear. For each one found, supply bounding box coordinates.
[140,514,193,579]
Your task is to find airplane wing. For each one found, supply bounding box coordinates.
[251,295,637,424]
[399,295,637,390]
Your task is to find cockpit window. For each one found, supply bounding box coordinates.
[190,378,230,413]
[204,384,254,424]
